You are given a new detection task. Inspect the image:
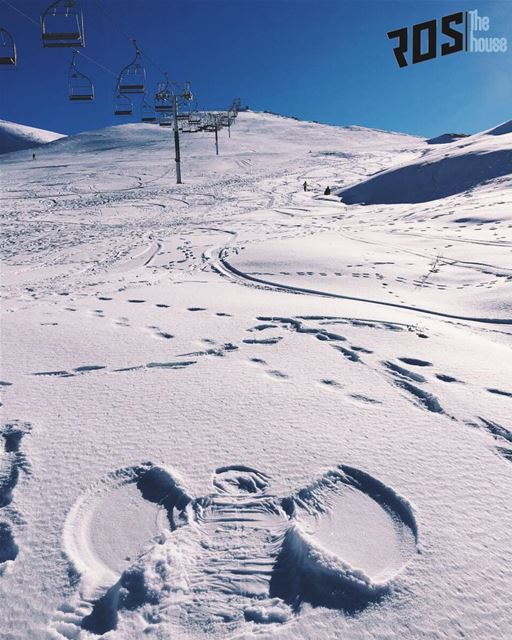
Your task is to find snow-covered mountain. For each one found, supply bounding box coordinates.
[339,119,512,204]
[426,133,469,145]
[0,119,65,155]
[1,111,511,640]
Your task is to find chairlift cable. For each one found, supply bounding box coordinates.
[93,0,132,42]
[74,49,117,78]
[94,0,165,77]
[1,0,39,26]
[1,0,116,77]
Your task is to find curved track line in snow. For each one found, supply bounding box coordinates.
[205,244,512,325]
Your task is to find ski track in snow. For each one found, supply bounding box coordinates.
[1,112,512,639]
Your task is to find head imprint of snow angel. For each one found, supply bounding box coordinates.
[213,465,270,495]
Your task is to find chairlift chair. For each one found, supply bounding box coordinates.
[41,0,85,48]
[158,110,173,127]
[68,50,93,100]
[155,94,172,113]
[0,28,16,66]
[141,95,156,123]
[154,74,173,113]
[181,112,201,133]
[182,81,193,102]
[117,39,146,94]
[114,91,132,116]
[201,113,216,132]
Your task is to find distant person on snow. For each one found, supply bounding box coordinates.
[303,181,308,192]
[32,153,36,160]
[324,186,331,195]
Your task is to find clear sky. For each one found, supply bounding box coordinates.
[1,0,511,137]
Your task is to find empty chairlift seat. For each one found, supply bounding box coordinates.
[141,95,157,123]
[41,0,85,48]
[114,91,132,116]
[183,112,201,132]
[68,50,94,101]
[117,40,146,94]
[0,28,16,66]
[158,118,173,128]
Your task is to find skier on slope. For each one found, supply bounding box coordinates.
[303,181,308,192]
[324,186,331,195]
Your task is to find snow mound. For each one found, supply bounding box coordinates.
[0,119,65,155]
[339,120,512,204]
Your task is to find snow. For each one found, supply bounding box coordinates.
[340,119,512,204]
[1,111,511,640]
[0,119,65,155]
[426,133,469,145]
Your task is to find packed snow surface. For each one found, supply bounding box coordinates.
[1,111,511,640]
[0,119,65,155]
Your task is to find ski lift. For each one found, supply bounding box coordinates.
[0,28,16,66]
[176,94,193,121]
[220,114,230,127]
[114,91,132,116]
[68,50,93,101]
[158,114,173,127]
[155,73,173,113]
[182,118,201,133]
[117,39,145,94]
[41,0,85,48]
[181,111,201,133]
[141,95,156,123]
[203,114,218,132]
[182,81,193,102]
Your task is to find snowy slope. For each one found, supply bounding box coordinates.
[340,120,512,204]
[0,119,65,155]
[1,112,511,640]
[426,133,469,145]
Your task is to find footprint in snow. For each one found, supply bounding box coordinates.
[487,388,512,398]
[56,464,418,635]
[0,421,32,569]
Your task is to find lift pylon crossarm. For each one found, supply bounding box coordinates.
[41,0,85,48]
[117,39,146,94]
[68,50,94,101]
[0,28,16,66]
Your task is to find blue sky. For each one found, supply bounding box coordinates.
[1,0,510,137]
